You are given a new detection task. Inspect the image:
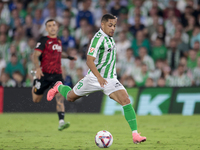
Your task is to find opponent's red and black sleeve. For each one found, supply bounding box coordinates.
[34,37,47,52]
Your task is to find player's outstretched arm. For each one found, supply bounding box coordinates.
[61,52,77,60]
[86,55,108,87]
[33,50,44,79]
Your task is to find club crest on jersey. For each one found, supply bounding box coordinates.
[52,44,62,52]
[36,42,41,48]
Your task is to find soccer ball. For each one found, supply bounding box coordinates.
[95,130,113,148]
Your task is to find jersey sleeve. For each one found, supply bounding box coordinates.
[34,37,46,52]
[87,35,104,58]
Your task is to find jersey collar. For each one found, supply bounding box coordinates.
[99,28,109,37]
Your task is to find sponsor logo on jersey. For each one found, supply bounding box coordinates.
[52,44,62,52]
[89,47,95,53]
[36,42,41,48]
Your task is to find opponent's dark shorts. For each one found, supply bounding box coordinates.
[33,73,63,95]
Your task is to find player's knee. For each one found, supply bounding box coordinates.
[122,97,130,105]
[33,98,40,103]
[67,97,75,102]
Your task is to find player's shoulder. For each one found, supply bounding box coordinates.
[38,36,49,42]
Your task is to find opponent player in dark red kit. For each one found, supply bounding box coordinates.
[32,19,76,131]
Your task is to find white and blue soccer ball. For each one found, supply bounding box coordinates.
[95,130,113,148]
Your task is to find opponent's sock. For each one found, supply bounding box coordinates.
[123,104,137,132]
[58,85,71,99]
[58,112,65,121]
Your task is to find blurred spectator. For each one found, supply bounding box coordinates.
[165,15,179,36]
[76,0,94,28]
[12,26,28,63]
[32,9,44,39]
[145,6,163,26]
[110,0,126,17]
[40,7,63,36]
[0,52,6,77]
[145,78,154,87]
[139,47,155,71]
[128,0,148,25]
[193,41,200,56]
[5,53,25,78]
[63,0,78,17]
[175,22,189,44]
[131,31,151,57]
[62,8,76,28]
[163,0,181,19]
[16,0,27,20]
[120,57,141,85]
[193,57,200,86]
[145,16,160,38]
[173,30,189,56]
[0,33,10,62]
[75,18,93,48]
[60,27,76,52]
[134,63,149,87]
[157,77,166,87]
[27,0,44,16]
[149,59,164,82]
[151,24,167,44]
[173,64,192,86]
[94,0,108,28]
[0,72,16,87]
[58,16,74,37]
[9,9,22,29]
[42,0,62,18]
[185,16,197,40]
[79,31,94,60]
[0,0,10,25]
[12,70,25,87]
[116,31,131,61]
[161,64,174,87]
[187,49,197,70]
[129,15,145,37]
[173,56,193,81]
[117,48,135,79]
[190,26,200,48]
[32,9,44,26]
[123,76,136,88]
[152,37,167,62]
[167,38,183,70]
[62,66,73,88]
[23,15,34,38]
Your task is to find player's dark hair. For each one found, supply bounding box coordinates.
[101,14,115,23]
[45,19,56,26]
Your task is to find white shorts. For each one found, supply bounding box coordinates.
[73,74,126,96]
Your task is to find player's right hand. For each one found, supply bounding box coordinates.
[97,76,108,88]
[36,67,44,79]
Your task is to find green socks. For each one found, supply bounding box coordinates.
[58,85,72,99]
[123,104,137,131]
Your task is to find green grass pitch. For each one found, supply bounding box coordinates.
[0,113,200,150]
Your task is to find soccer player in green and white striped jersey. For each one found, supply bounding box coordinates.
[47,14,146,144]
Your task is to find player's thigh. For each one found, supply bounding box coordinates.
[72,75,102,97]
[67,90,82,102]
[32,74,50,102]
[103,78,130,105]
[109,89,130,106]
[32,86,43,103]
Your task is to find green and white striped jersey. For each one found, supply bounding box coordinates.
[87,29,117,78]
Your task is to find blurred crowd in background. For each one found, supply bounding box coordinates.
[0,0,200,88]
